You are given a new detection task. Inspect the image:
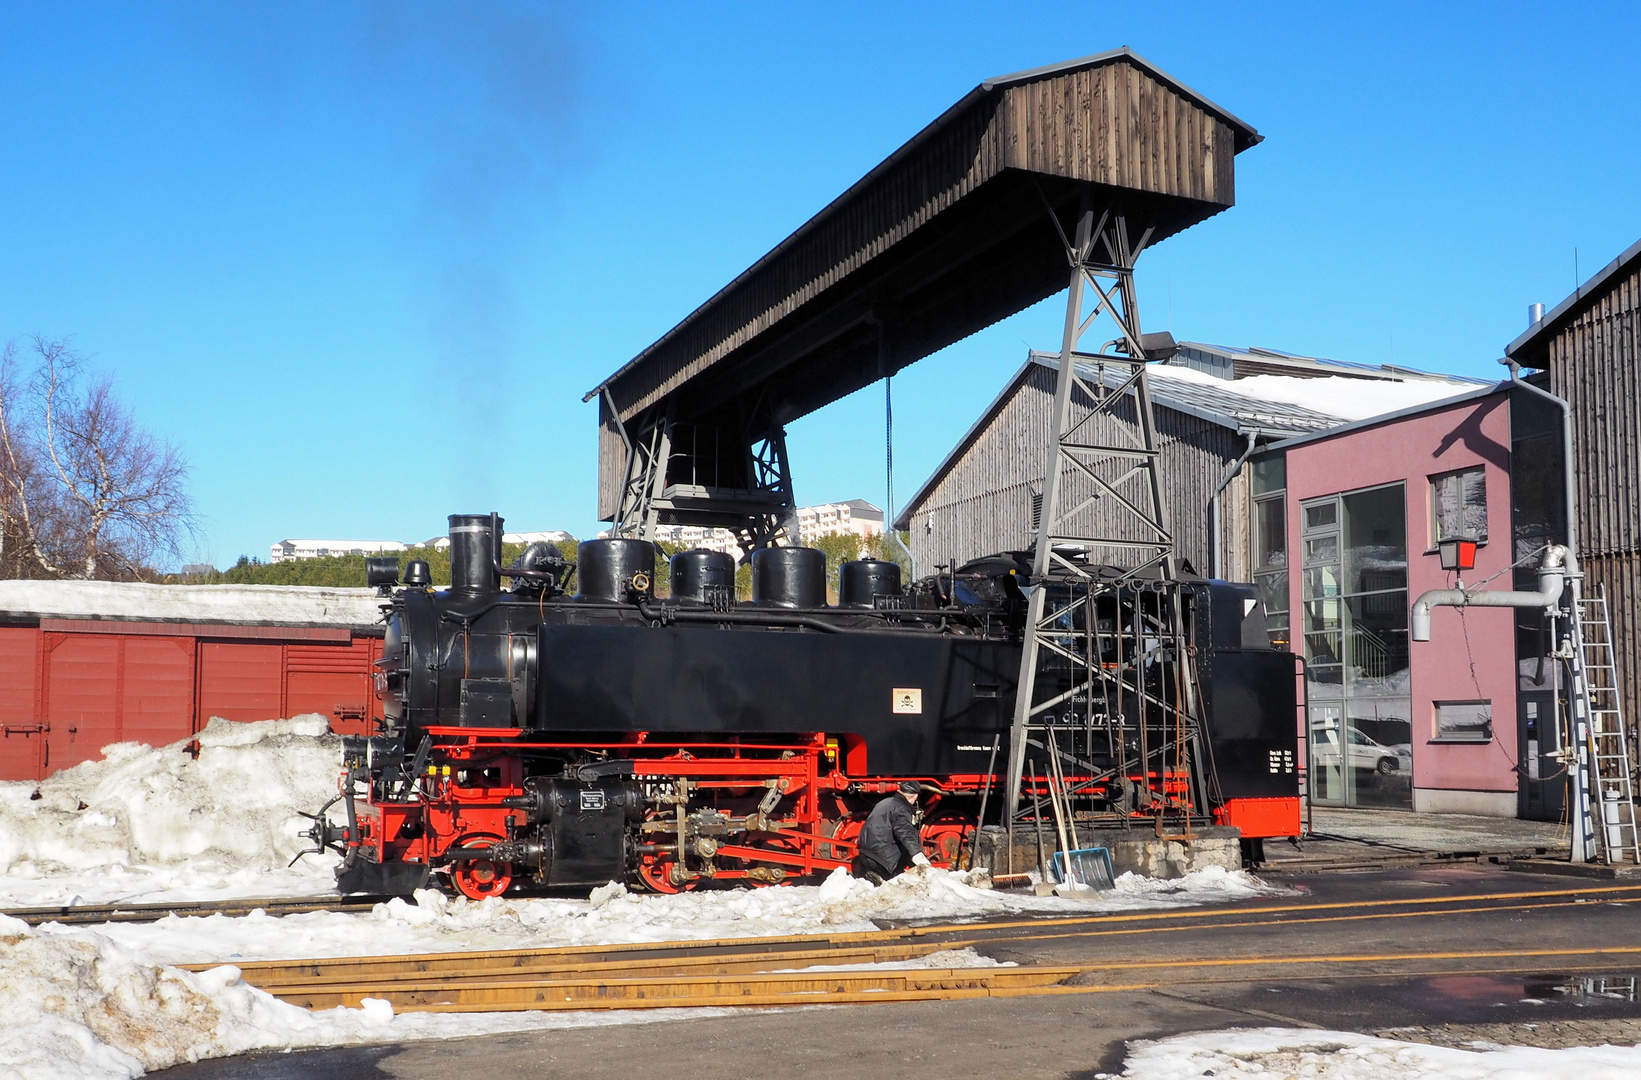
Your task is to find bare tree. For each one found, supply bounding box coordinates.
[0,338,195,579]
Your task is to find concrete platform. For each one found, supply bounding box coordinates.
[974,823,1243,881]
[1308,807,1569,852]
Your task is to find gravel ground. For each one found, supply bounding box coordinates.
[1377,1018,1641,1050]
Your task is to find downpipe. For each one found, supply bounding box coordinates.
[1410,544,1569,642]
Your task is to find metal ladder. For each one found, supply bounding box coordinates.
[1572,585,1640,864]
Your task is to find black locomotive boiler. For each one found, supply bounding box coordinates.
[309,513,1300,898]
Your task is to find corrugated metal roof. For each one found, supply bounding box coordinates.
[892,351,1354,529]
[1506,234,1641,362]
[1098,359,1343,435]
[1261,382,1507,454]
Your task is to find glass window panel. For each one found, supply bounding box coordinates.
[1255,497,1287,570]
[1251,455,1287,496]
[1305,536,1339,565]
[1304,502,1337,531]
[1343,485,1406,595]
[1304,565,1341,600]
[1435,700,1492,741]
[1431,467,1488,543]
[1304,598,1342,633]
[1346,627,1410,693]
[1254,570,1288,616]
[1348,591,1409,632]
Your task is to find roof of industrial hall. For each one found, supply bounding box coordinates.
[891,345,1487,528]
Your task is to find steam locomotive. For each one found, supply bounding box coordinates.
[306,514,1300,898]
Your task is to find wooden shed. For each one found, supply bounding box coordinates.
[1506,235,1641,728]
[893,346,1485,584]
[0,581,385,783]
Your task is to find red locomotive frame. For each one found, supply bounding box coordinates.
[340,727,1299,899]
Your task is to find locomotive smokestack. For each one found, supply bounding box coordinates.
[448,513,502,595]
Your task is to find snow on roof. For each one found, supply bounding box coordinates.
[1135,359,1487,425]
[0,580,385,628]
[894,349,1492,528]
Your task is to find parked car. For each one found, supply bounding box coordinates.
[1311,725,1410,775]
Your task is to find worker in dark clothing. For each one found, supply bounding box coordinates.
[853,780,931,884]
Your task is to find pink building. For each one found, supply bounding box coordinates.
[1251,383,1564,818]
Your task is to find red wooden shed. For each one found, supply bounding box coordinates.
[0,581,385,782]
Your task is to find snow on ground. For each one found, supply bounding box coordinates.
[0,717,346,909]
[0,910,738,1080]
[0,719,1280,1078]
[0,579,382,627]
[70,864,1277,967]
[1103,1027,1641,1080]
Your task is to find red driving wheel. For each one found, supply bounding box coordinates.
[636,854,685,894]
[450,836,513,900]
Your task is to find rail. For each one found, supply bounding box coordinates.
[165,882,1641,1013]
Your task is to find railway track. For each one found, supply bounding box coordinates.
[2,894,390,927]
[186,882,1641,1013]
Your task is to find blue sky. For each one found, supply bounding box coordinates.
[1,2,1637,568]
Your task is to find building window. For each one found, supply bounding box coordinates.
[1301,483,1411,810]
[1250,454,1287,649]
[1434,700,1491,742]
[1431,467,1487,544]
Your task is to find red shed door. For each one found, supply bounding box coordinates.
[120,636,195,750]
[0,627,43,781]
[44,634,120,773]
[196,642,284,727]
[42,634,197,774]
[285,641,376,737]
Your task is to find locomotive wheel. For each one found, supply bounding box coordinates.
[636,855,685,894]
[450,835,513,900]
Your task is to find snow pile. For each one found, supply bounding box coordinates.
[0,912,726,1080]
[0,910,339,1079]
[0,717,345,908]
[1104,1027,1641,1080]
[0,579,383,627]
[82,865,1280,967]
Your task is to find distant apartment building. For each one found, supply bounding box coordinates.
[273,530,576,562]
[418,530,577,550]
[648,524,745,557]
[270,539,408,563]
[609,501,885,559]
[795,500,883,546]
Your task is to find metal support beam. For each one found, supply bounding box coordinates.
[1003,208,1211,843]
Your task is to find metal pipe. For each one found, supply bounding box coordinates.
[1209,428,1261,580]
[1411,545,1569,641]
[1501,358,1579,575]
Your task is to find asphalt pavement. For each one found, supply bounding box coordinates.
[159,864,1641,1080]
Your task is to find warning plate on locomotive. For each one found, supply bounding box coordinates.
[892,688,923,714]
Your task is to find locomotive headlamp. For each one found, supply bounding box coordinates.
[366,557,400,591]
[1438,537,1478,573]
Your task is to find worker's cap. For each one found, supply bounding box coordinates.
[897,781,921,795]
